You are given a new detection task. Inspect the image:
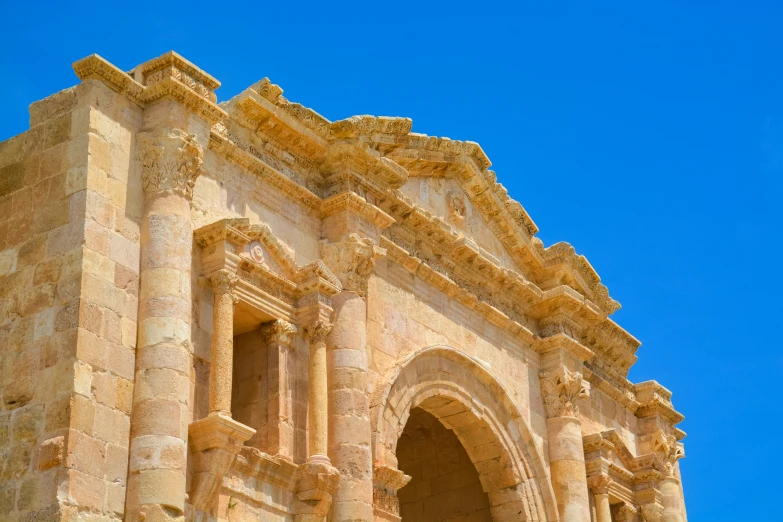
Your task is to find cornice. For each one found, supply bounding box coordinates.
[633,381,685,425]
[208,126,323,210]
[72,52,226,124]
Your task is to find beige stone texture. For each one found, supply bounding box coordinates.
[0,51,689,522]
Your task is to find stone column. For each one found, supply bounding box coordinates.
[660,478,684,522]
[126,129,203,521]
[588,475,612,522]
[305,320,332,464]
[262,319,297,459]
[321,234,385,522]
[208,269,237,417]
[540,366,591,522]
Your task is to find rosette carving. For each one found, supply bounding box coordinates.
[137,128,203,199]
[539,366,589,418]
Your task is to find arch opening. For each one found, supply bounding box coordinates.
[371,346,559,522]
[397,406,492,522]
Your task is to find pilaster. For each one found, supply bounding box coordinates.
[535,333,593,522]
[122,51,226,522]
[261,318,298,460]
[320,227,386,522]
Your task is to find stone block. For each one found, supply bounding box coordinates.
[13,404,44,442]
[37,436,65,471]
[67,468,105,512]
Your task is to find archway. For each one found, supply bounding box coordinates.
[370,346,559,522]
[397,406,493,521]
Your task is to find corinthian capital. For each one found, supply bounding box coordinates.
[210,269,238,298]
[137,128,204,199]
[539,366,589,418]
[262,319,297,347]
[652,430,685,477]
[641,503,663,522]
[587,474,611,495]
[305,320,333,345]
[320,234,386,296]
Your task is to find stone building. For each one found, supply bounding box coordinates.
[0,51,688,522]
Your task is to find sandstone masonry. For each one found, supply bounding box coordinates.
[0,51,688,522]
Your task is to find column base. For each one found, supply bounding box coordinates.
[188,414,256,512]
[293,460,340,522]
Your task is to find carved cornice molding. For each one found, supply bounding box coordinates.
[634,381,685,425]
[137,128,204,199]
[320,234,386,296]
[73,52,226,124]
[539,366,590,419]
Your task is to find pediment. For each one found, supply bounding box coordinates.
[194,218,341,300]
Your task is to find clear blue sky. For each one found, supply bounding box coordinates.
[2,2,780,519]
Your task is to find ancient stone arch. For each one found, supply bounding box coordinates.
[370,346,559,522]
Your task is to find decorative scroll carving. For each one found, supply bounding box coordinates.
[539,367,589,418]
[652,430,685,477]
[261,319,297,347]
[372,465,412,518]
[305,320,333,345]
[320,234,386,296]
[137,128,203,199]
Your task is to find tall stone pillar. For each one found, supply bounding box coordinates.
[587,475,612,522]
[540,365,591,522]
[126,129,203,521]
[305,320,333,464]
[208,269,238,416]
[262,319,298,459]
[321,234,385,522]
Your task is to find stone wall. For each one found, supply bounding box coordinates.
[0,78,142,520]
[397,408,492,522]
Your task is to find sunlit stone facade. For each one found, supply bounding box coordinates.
[0,51,688,522]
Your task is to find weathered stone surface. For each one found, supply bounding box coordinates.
[0,51,689,522]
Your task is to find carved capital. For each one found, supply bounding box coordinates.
[587,474,611,495]
[305,320,333,345]
[262,319,297,347]
[612,503,638,522]
[320,234,386,296]
[539,366,589,418]
[641,503,664,522]
[652,430,685,478]
[137,128,203,199]
[210,269,238,296]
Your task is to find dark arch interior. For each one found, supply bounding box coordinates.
[396,407,492,522]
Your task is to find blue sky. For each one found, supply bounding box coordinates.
[2,1,780,519]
